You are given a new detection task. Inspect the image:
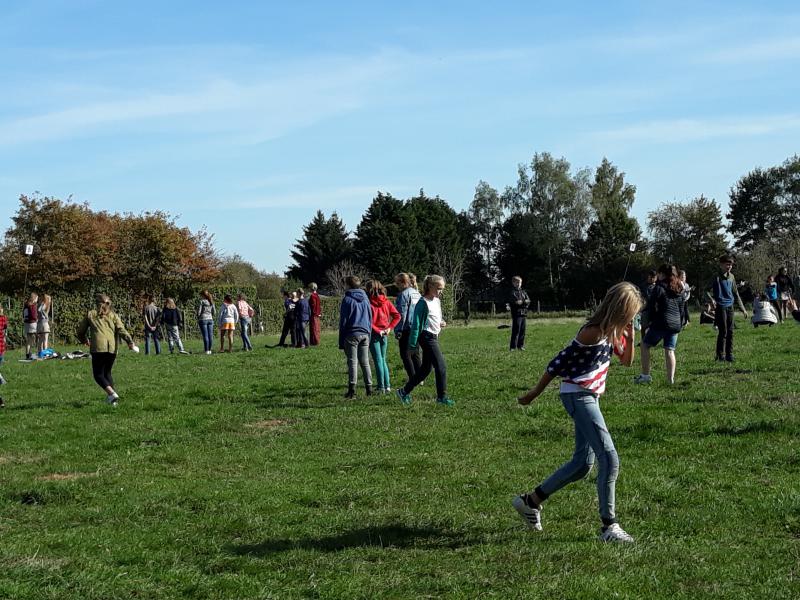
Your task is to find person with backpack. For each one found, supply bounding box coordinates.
[633,264,688,385]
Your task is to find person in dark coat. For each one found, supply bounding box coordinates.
[508,276,531,350]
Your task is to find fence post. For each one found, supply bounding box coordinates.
[537,300,541,313]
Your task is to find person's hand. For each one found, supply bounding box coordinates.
[518,390,539,406]
[622,322,635,340]
[129,343,140,353]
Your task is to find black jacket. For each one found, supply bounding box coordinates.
[509,288,531,317]
[646,282,687,333]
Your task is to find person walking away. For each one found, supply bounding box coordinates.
[23,292,38,360]
[394,272,423,381]
[37,293,52,355]
[0,306,7,407]
[76,293,139,406]
[218,295,239,352]
[197,290,216,354]
[509,276,531,350]
[162,298,188,354]
[706,255,748,362]
[513,282,642,543]
[237,293,254,351]
[396,275,454,407]
[294,289,310,348]
[633,264,687,385]
[338,276,373,398]
[309,283,322,346]
[143,295,161,355]
[367,280,401,393]
[752,293,779,327]
[775,267,794,322]
[277,290,296,347]
[764,275,781,323]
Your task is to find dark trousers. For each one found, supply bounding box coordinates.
[295,320,309,348]
[398,329,422,380]
[91,352,116,390]
[510,315,527,349]
[770,300,783,322]
[404,332,447,399]
[278,317,295,347]
[715,306,734,359]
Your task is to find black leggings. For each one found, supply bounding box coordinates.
[91,352,116,390]
[404,332,447,399]
[398,329,422,379]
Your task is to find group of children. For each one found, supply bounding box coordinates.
[277,285,322,349]
[21,292,52,360]
[337,272,453,406]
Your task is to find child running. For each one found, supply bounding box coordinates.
[366,279,401,393]
[76,293,139,406]
[396,275,454,407]
[513,282,642,543]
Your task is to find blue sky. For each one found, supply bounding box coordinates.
[1,1,798,272]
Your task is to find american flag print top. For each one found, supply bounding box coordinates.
[546,333,626,395]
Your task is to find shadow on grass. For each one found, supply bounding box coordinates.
[712,420,785,436]
[228,524,479,556]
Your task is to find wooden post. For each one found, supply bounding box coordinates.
[537,300,541,313]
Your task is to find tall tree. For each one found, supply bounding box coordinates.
[286,210,353,286]
[405,189,465,277]
[648,196,728,293]
[499,153,592,294]
[353,193,423,282]
[727,166,784,252]
[468,181,504,286]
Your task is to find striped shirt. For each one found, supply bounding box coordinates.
[546,333,626,395]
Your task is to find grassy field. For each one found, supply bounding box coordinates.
[0,319,798,599]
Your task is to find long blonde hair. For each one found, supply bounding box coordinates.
[422,275,445,296]
[95,293,112,317]
[40,294,52,311]
[27,292,38,306]
[585,282,643,340]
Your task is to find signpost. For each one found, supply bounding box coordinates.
[622,242,637,281]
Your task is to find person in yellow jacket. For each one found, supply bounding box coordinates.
[76,293,139,406]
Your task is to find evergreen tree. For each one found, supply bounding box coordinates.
[286,210,353,286]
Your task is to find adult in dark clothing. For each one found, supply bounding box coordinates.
[634,264,687,385]
[338,276,373,398]
[775,267,795,321]
[706,255,748,362]
[294,289,310,348]
[277,290,296,347]
[509,276,531,350]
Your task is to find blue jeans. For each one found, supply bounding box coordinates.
[369,332,390,390]
[240,317,253,350]
[538,391,619,524]
[144,328,161,355]
[199,320,213,352]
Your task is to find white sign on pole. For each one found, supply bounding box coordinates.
[24,244,34,255]
[629,243,637,252]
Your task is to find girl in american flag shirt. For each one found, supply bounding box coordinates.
[513,282,643,543]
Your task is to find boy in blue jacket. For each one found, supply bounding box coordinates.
[338,276,373,398]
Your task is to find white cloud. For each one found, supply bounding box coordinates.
[591,114,800,145]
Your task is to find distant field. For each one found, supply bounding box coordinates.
[0,319,798,599]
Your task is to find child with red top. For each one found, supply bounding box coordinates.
[513,282,643,543]
[366,280,401,393]
[0,305,7,407]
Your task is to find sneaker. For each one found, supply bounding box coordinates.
[519,347,526,351]
[396,388,412,406]
[344,387,355,399]
[598,523,634,543]
[206,351,212,355]
[385,387,392,394]
[0,373,6,385]
[725,355,735,363]
[105,393,119,407]
[179,350,190,355]
[633,374,652,384]
[436,396,455,407]
[512,495,542,531]
[0,397,5,408]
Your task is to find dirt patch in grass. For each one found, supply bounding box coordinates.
[36,471,98,482]
[6,556,71,570]
[0,454,41,465]
[243,418,293,432]
[768,394,800,407]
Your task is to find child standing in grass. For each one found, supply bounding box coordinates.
[23,292,38,360]
[76,293,139,406]
[396,275,454,407]
[513,282,642,543]
[0,305,7,407]
[162,298,189,354]
[366,280,401,393]
[37,293,52,355]
[218,295,239,353]
[394,272,423,381]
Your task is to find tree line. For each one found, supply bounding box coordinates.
[288,153,800,306]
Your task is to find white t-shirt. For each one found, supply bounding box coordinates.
[424,297,443,335]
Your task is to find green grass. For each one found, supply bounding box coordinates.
[1,320,798,599]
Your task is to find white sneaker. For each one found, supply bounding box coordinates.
[179,350,190,355]
[0,373,6,385]
[205,351,212,355]
[633,374,652,384]
[599,523,634,543]
[105,393,119,407]
[512,495,542,531]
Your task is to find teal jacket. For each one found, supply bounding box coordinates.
[407,298,430,349]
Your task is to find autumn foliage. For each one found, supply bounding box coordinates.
[0,194,220,296]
